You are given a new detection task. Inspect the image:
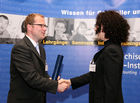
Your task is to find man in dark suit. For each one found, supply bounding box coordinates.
[61,10,130,103]
[7,13,68,103]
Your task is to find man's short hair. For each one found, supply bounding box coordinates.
[24,13,44,33]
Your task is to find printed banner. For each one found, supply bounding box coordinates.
[0,0,140,103]
[0,0,140,45]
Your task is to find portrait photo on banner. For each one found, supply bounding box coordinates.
[127,18,140,42]
[0,13,25,44]
[46,18,74,41]
[69,19,96,42]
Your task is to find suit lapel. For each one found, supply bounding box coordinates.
[23,36,45,66]
[39,44,46,65]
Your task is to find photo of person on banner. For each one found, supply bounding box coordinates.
[0,15,12,43]
[60,10,130,103]
[54,20,69,41]
[70,21,88,42]
[127,18,140,42]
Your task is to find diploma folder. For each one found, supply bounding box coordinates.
[52,55,64,80]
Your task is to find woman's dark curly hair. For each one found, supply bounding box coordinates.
[95,10,130,43]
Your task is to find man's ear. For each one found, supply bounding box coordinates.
[27,24,32,31]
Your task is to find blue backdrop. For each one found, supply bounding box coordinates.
[0,0,140,103]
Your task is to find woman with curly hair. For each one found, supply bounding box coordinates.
[62,10,130,103]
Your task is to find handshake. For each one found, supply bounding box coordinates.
[57,78,71,93]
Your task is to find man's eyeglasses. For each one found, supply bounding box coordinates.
[30,24,48,28]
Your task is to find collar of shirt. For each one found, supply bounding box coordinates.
[26,35,39,48]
